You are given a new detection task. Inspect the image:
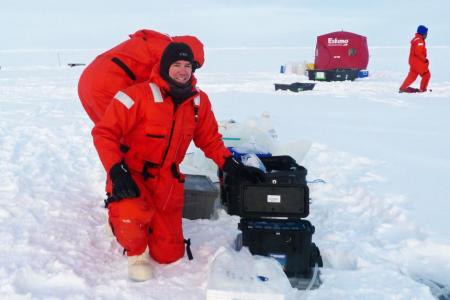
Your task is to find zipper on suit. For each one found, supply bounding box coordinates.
[160,103,178,166]
[162,184,175,211]
[160,103,178,211]
[160,97,193,167]
[160,99,193,210]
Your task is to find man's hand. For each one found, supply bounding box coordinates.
[109,162,140,200]
[222,156,266,183]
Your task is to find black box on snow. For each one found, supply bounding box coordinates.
[237,218,323,278]
[274,82,316,92]
[222,155,309,218]
[183,174,219,220]
[307,69,359,81]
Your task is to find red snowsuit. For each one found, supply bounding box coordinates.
[78,29,204,124]
[400,33,431,92]
[92,65,231,263]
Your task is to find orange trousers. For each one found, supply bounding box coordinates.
[400,68,431,92]
[108,197,185,263]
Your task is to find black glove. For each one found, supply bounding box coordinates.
[222,156,266,183]
[109,162,140,201]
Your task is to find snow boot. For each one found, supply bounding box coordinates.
[128,251,153,281]
[399,87,420,93]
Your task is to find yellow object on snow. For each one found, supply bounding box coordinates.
[305,63,315,70]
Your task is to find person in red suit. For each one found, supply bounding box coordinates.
[78,29,204,124]
[399,25,430,93]
[92,42,264,281]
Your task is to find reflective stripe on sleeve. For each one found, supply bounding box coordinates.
[149,83,163,103]
[114,91,134,109]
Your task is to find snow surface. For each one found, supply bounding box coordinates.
[1,1,450,299]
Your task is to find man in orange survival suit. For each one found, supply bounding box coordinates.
[78,29,204,124]
[399,25,430,93]
[92,43,265,281]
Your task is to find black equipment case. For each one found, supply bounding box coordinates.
[183,174,219,220]
[222,154,323,288]
[274,82,316,92]
[221,155,309,218]
[307,68,359,81]
[237,218,323,278]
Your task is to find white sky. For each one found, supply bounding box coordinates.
[1,0,449,49]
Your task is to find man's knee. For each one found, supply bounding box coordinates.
[147,210,184,263]
[148,237,185,263]
[108,199,154,256]
[109,217,149,256]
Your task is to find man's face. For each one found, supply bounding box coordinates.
[168,60,193,85]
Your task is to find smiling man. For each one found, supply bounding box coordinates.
[91,42,264,281]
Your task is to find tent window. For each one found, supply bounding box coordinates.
[348,48,356,56]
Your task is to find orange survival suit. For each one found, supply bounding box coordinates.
[400,33,430,92]
[92,64,231,262]
[78,29,204,124]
